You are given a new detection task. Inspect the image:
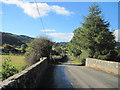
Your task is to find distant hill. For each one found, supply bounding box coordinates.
[1,32,34,47]
[57,42,68,46]
[52,42,68,49]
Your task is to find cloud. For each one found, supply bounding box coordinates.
[112,29,120,42]
[51,5,74,15]
[1,0,73,18]
[40,29,56,32]
[45,33,74,41]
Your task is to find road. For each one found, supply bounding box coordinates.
[39,56,119,89]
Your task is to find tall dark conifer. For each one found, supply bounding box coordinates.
[68,3,116,60]
[80,3,116,59]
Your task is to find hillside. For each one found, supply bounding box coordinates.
[57,42,68,46]
[1,32,34,47]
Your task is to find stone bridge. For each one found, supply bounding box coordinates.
[0,56,119,89]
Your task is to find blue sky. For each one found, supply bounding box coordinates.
[1,0,118,42]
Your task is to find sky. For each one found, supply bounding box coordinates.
[0,0,119,42]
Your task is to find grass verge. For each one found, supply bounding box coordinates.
[1,55,26,72]
[70,56,82,65]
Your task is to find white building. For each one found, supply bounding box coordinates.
[112,29,120,42]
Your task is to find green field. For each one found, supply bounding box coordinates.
[0,55,26,72]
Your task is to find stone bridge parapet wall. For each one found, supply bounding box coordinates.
[0,57,48,89]
[86,58,120,75]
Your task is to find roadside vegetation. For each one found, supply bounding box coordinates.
[1,36,53,80]
[70,56,82,65]
[25,36,53,66]
[66,3,120,64]
[50,42,68,64]
[1,57,19,80]
[1,54,26,81]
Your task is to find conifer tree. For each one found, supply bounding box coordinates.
[79,3,116,59]
[68,3,116,60]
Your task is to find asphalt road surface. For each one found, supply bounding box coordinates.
[39,56,119,89]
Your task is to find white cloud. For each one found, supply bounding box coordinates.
[51,5,74,15]
[45,33,74,41]
[1,0,73,18]
[112,29,120,42]
[40,29,56,32]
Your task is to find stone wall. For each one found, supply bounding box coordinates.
[86,58,120,75]
[0,57,48,88]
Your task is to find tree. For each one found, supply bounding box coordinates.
[68,3,116,60]
[21,44,27,53]
[2,44,20,54]
[66,27,82,57]
[52,42,58,50]
[3,44,14,50]
[25,36,53,65]
[54,46,62,54]
[79,3,116,60]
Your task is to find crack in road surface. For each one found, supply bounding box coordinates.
[39,56,119,89]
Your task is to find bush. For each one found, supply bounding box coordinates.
[115,49,120,62]
[21,44,28,53]
[25,36,53,65]
[97,50,119,62]
[79,49,89,59]
[2,57,19,80]
[54,46,62,54]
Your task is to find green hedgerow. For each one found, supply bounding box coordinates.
[2,57,18,81]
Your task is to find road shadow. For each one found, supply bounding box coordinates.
[38,56,74,88]
[61,63,85,66]
[38,65,55,88]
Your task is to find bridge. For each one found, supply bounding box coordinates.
[0,56,119,89]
